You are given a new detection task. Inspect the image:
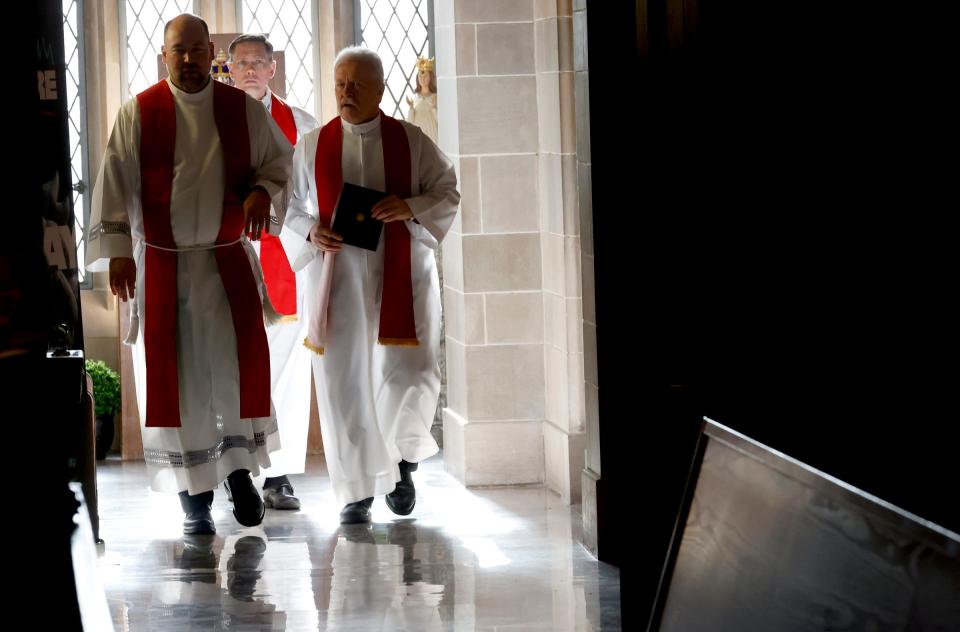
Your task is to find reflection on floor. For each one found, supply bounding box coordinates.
[95,454,621,630]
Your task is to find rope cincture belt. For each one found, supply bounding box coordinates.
[144,237,243,252]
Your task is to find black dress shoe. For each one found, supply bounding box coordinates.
[179,490,215,535]
[263,475,301,510]
[224,470,265,527]
[183,510,216,535]
[339,497,374,524]
[385,460,417,516]
[264,483,301,510]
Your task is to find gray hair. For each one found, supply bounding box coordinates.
[333,46,385,86]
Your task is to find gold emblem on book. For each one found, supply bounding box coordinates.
[356,213,365,222]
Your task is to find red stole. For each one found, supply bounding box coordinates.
[255,92,298,316]
[270,93,297,144]
[137,79,271,427]
[313,112,417,345]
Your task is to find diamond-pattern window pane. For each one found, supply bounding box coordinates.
[123,0,193,100]
[63,0,86,282]
[241,0,315,113]
[359,0,432,119]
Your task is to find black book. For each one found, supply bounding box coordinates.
[330,182,388,251]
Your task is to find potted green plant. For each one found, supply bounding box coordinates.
[85,359,120,460]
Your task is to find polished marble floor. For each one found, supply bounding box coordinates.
[94,454,621,631]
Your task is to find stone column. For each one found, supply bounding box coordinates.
[316,0,357,122]
[436,0,590,500]
[536,0,586,505]
[196,0,239,33]
[81,0,132,456]
[572,0,602,555]
[437,0,547,487]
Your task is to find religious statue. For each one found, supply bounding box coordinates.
[210,48,232,84]
[405,56,437,144]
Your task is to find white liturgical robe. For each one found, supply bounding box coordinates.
[251,88,319,480]
[286,114,459,505]
[85,78,293,495]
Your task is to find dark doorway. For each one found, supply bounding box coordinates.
[584,0,958,626]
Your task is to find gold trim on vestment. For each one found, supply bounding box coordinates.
[378,337,420,347]
[302,338,325,355]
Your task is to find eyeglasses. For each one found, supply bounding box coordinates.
[232,59,270,71]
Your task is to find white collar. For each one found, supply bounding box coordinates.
[259,87,273,110]
[342,113,382,135]
[166,77,212,103]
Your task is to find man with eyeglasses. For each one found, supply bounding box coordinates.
[84,14,294,535]
[227,33,319,512]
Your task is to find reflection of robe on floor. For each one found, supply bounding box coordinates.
[221,527,320,629]
[324,523,444,631]
[148,534,285,629]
